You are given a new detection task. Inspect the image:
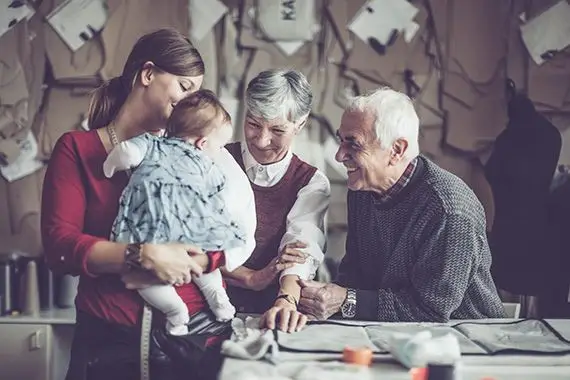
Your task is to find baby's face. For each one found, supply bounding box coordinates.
[202,122,233,158]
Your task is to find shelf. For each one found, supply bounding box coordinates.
[0,307,75,325]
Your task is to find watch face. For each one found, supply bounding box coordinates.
[341,301,356,318]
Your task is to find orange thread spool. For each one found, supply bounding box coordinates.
[342,346,373,366]
[410,367,428,380]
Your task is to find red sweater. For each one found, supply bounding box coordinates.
[41,130,224,326]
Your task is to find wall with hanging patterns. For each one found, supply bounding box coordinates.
[0,0,569,263]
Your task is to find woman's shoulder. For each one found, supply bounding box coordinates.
[291,153,319,172]
[55,129,100,149]
[291,156,329,183]
[52,129,104,159]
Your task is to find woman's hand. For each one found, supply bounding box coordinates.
[140,243,204,285]
[248,242,307,291]
[121,268,163,289]
[259,298,308,333]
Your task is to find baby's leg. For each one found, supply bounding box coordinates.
[138,285,189,335]
[193,269,236,322]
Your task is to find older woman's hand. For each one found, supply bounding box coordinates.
[139,243,204,285]
[260,298,308,333]
[248,242,307,291]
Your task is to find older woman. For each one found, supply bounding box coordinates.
[222,69,331,332]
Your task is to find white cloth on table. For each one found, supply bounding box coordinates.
[389,330,461,369]
[221,317,279,362]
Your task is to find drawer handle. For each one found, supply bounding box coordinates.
[29,330,42,350]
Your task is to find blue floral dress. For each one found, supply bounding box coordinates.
[110,134,245,251]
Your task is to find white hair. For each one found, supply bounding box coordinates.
[246,69,313,124]
[346,87,420,159]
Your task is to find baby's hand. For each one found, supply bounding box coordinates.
[103,159,116,178]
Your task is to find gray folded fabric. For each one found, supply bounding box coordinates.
[232,319,570,362]
[276,323,378,353]
[365,324,486,354]
[455,319,570,354]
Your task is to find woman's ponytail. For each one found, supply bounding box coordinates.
[87,76,128,129]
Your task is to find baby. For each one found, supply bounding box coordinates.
[103,89,244,335]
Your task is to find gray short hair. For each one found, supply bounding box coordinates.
[346,87,420,159]
[246,69,313,124]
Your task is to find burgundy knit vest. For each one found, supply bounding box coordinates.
[225,142,317,313]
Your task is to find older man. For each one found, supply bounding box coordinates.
[299,87,505,322]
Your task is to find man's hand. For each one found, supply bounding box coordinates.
[298,280,348,320]
[259,298,308,333]
[247,242,307,291]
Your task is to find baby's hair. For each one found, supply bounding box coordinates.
[166,89,231,139]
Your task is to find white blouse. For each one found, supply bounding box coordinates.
[240,141,331,280]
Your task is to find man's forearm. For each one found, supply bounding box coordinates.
[354,289,380,321]
[349,288,440,322]
[327,282,378,320]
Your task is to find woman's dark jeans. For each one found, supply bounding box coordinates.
[66,309,231,380]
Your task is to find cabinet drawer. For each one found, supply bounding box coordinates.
[0,324,52,380]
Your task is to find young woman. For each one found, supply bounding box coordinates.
[41,29,228,380]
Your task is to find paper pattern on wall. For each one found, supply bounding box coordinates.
[46,0,108,52]
[0,0,34,39]
[0,131,44,182]
[188,0,227,42]
[521,0,570,65]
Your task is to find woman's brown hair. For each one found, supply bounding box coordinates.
[166,89,231,138]
[88,28,205,130]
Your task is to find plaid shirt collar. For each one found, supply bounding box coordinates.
[375,157,418,203]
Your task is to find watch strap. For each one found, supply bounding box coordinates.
[275,294,298,307]
[124,243,143,268]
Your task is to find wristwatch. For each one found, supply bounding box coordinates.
[340,288,357,319]
[124,243,144,268]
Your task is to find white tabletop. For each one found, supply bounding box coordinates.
[220,319,570,380]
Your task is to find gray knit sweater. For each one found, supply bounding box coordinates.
[336,156,506,322]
